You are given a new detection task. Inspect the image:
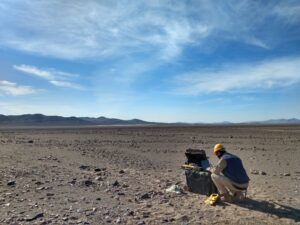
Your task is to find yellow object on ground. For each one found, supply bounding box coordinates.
[204,193,220,205]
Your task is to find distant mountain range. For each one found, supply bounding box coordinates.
[0,114,299,126]
[246,118,300,125]
[0,114,155,126]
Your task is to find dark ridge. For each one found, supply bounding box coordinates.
[0,114,299,126]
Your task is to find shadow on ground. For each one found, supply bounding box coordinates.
[235,198,300,222]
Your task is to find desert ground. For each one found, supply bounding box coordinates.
[0,125,300,225]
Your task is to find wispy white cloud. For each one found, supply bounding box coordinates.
[274,3,300,24]
[244,36,270,50]
[0,80,36,96]
[13,64,83,90]
[175,57,300,95]
[1,1,296,61]
[49,80,83,89]
[13,64,54,79]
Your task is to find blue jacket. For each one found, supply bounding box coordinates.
[221,153,250,184]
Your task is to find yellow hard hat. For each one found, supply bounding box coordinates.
[213,143,224,154]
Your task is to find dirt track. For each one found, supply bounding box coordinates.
[0,125,300,224]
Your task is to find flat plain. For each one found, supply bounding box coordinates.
[0,125,300,224]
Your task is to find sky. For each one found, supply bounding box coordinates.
[0,0,300,123]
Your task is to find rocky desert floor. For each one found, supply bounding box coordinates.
[0,125,300,225]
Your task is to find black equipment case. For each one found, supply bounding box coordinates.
[184,149,217,196]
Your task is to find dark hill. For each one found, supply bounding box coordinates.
[0,114,154,126]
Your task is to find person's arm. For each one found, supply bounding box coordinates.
[211,159,227,175]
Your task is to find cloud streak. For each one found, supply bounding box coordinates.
[1,1,298,61]
[13,64,83,90]
[175,57,300,95]
[0,80,36,96]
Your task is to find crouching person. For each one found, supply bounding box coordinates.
[211,144,250,201]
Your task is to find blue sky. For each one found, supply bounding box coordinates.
[0,0,300,123]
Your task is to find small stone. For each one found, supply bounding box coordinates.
[69,179,77,185]
[125,210,134,216]
[69,216,79,220]
[83,180,94,187]
[105,215,111,223]
[119,170,125,174]
[140,192,151,200]
[250,170,259,175]
[112,180,120,187]
[116,217,121,223]
[259,171,267,175]
[95,176,103,181]
[25,212,44,221]
[35,181,44,186]
[284,173,291,176]
[137,221,146,225]
[28,140,34,143]
[142,212,150,218]
[79,165,90,170]
[7,181,16,186]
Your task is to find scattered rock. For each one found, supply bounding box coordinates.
[7,181,16,186]
[46,193,55,197]
[140,192,151,200]
[112,180,120,187]
[79,165,90,170]
[82,180,94,187]
[142,212,150,218]
[69,215,79,220]
[69,178,77,185]
[284,173,291,176]
[122,184,129,188]
[125,210,134,216]
[25,212,44,221]
[28,140,34,143]
[259,171,267,175]
[251,170,266,175]
[95,176,103,181]
[119,169,125,174]
[35,181,44,185]
[250,170,259,175]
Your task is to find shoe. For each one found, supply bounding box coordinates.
[220,193,233,202]
[232,191,246,201]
